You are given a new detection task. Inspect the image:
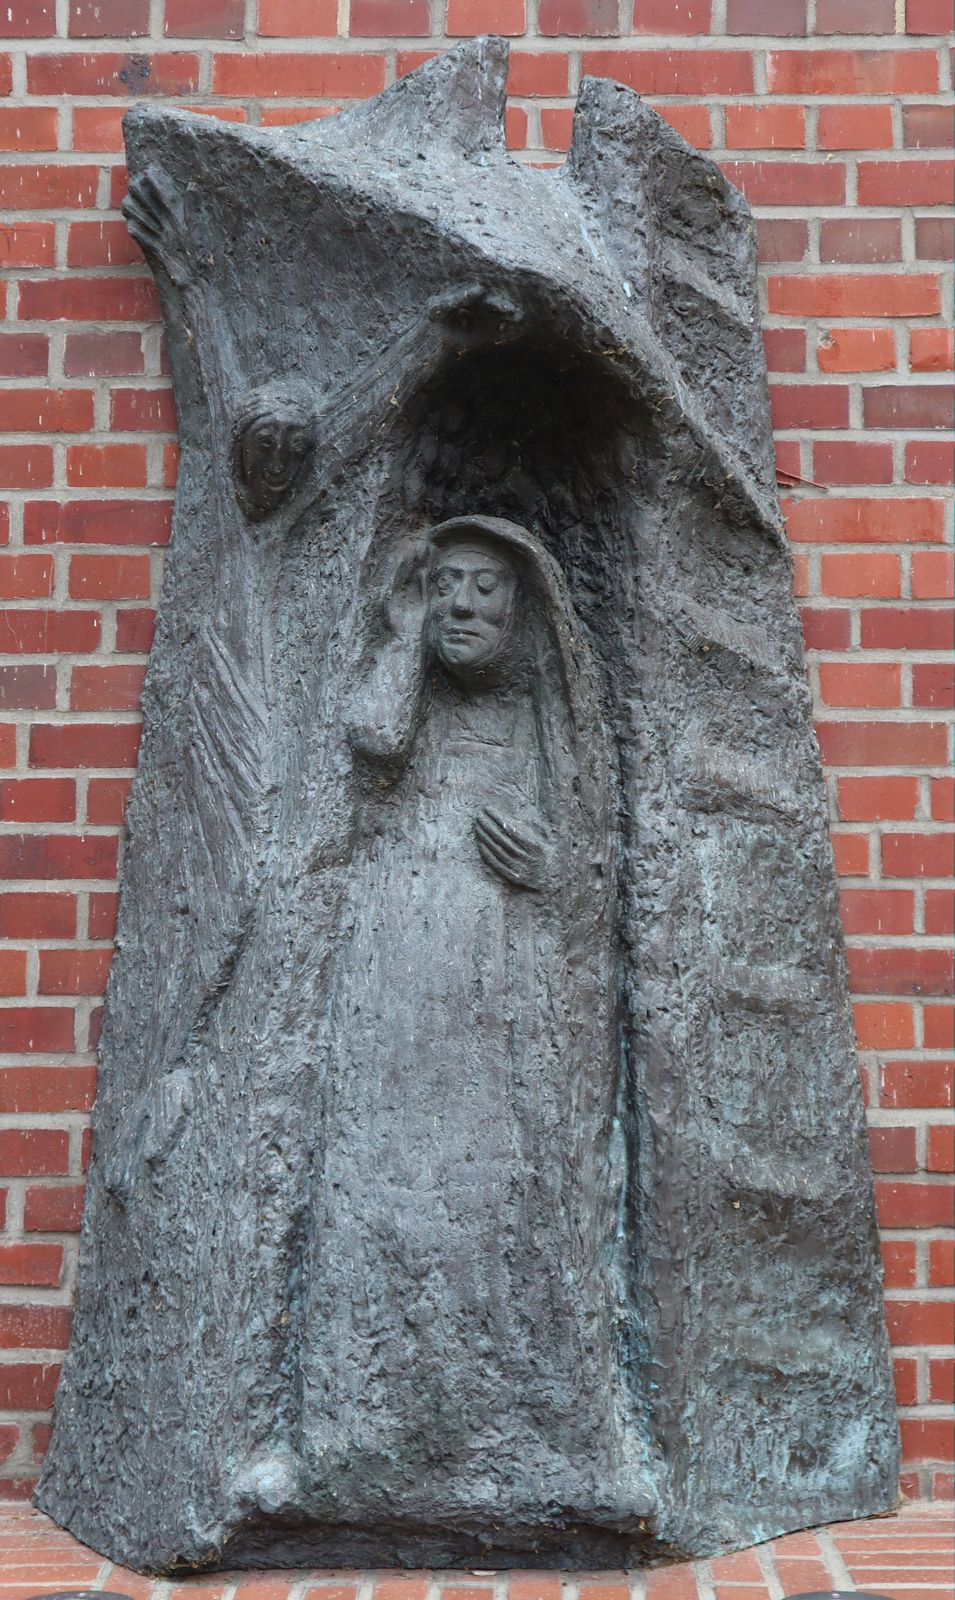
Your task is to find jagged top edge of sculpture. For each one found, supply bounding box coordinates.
[122,37,783,546]
[122,35,755,223]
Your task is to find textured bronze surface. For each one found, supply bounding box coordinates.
[37,38,898,1575]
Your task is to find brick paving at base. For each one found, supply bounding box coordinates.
[0,1503,949,1600]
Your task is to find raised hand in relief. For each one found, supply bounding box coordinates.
[382,543,430,641]
[346,545,430,769]
[122,166,197,289]
[427,281,525,351]
[474,805,549,893]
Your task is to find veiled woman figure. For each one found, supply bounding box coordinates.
[299,516,642,1539]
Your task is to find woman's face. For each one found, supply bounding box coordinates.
[241,411,312,494]
[235,399,313,517]
[428,540,519,679]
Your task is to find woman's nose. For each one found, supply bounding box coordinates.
[450,581,475,616]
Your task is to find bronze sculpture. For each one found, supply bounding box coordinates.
[37,38,899,1573]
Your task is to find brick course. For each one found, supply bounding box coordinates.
[0,0,951,1506]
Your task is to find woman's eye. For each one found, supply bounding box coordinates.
[476,572,498,594]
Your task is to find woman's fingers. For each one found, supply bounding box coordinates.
[475,814,530,864]
[475,833,524,884]
[482,806,546,851]
[121,201,162,252]
[482,805,516,835]
[477,808,537,855]
[139,167,178,222]
[475,829,543,892]
[383,544,429,636]
[124,185,165,236]
[475,810,547,892]
[397,543,429,598]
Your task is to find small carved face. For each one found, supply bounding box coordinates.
[233,392,314,520]
[429,541,519,678]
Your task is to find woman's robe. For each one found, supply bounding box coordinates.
[298,521,640,1531]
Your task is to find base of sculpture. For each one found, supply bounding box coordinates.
[219,1513,658,1572]
[36,1444,664,1572]
[207,1432,660,1571]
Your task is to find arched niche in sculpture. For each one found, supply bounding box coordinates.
[37,37,898,1575]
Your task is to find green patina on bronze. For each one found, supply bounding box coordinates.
[37,38,898,1574]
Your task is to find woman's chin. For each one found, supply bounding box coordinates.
[438,651,496,683]
[439,643,488,670]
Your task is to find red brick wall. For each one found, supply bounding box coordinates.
[0,0,952,1502]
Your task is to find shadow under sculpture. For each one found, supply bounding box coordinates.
[37,37,899,1574]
